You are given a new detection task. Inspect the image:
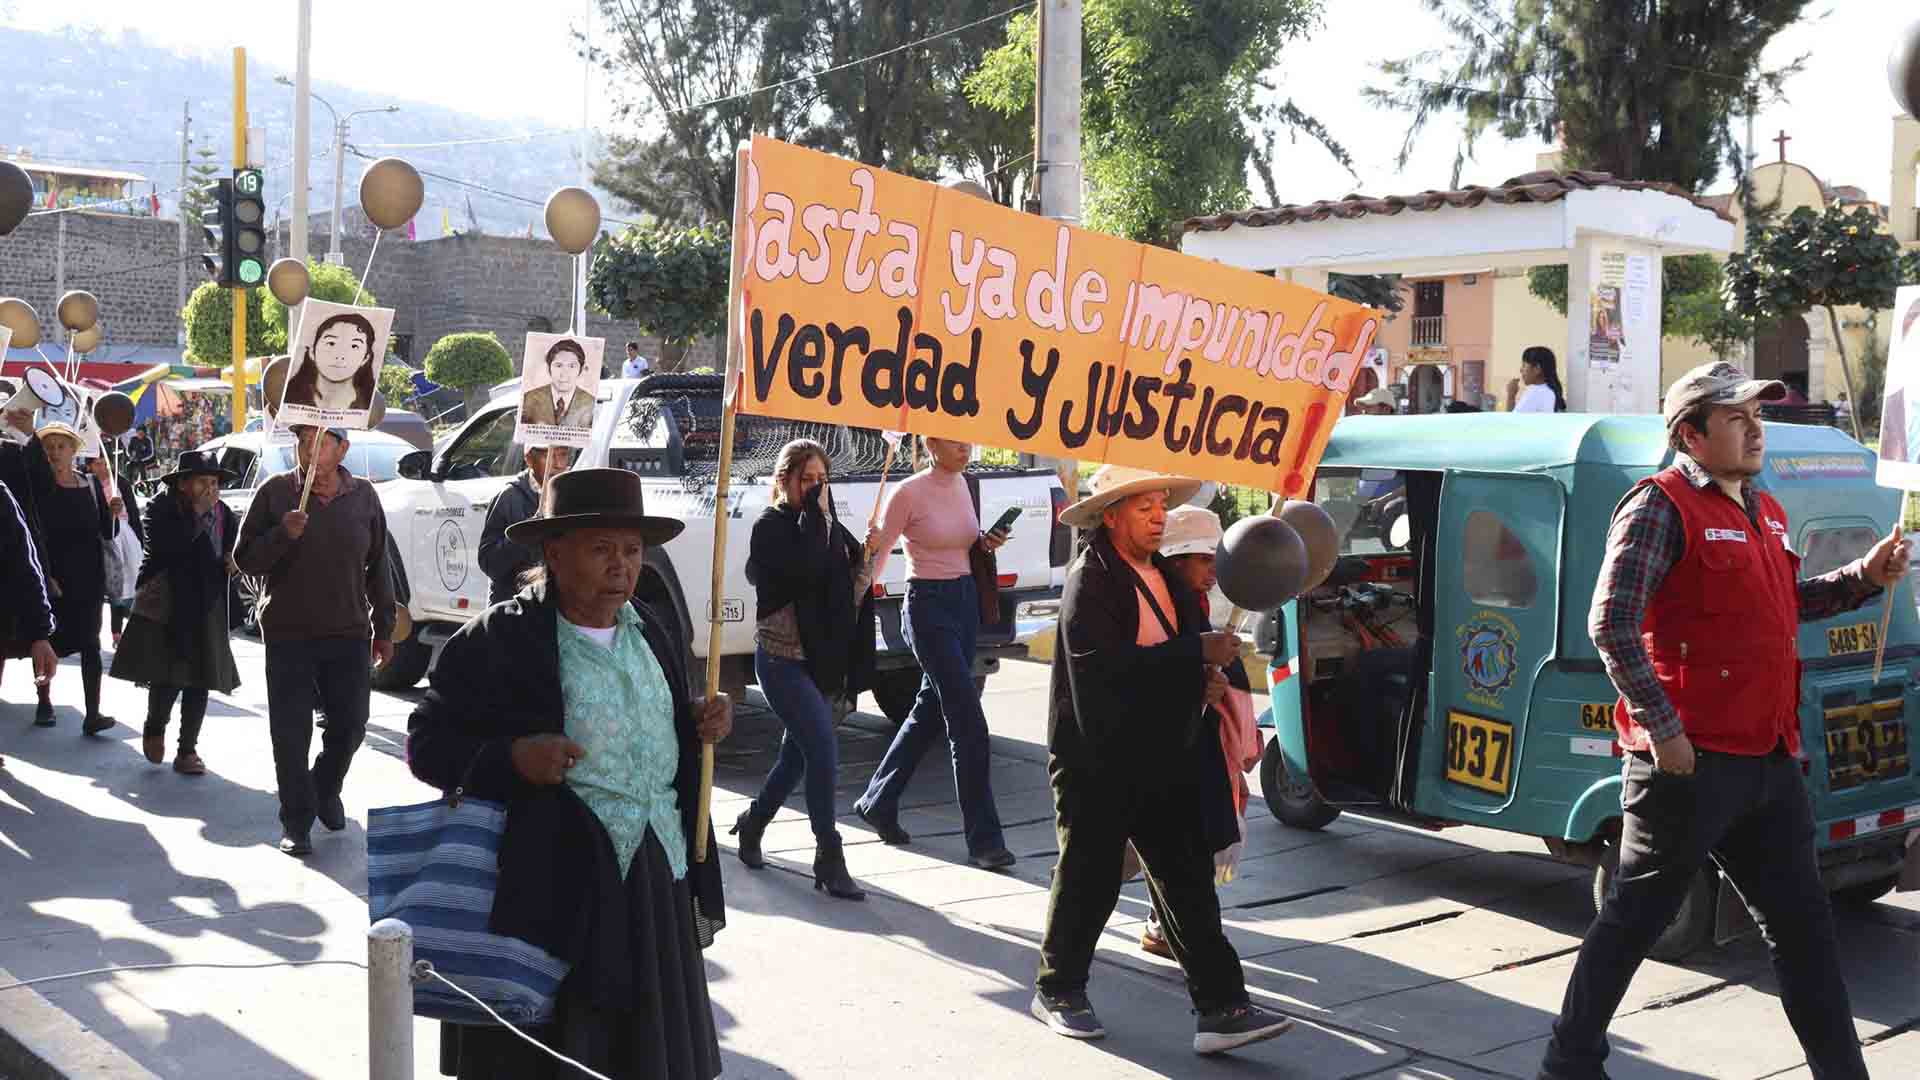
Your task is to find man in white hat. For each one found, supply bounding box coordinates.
[1031,465,1294,1056]
[1351,385,1399,416]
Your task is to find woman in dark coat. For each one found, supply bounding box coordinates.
[7,417,115,731]
[730,438,876,900]
[406,467,731,1080]
[110,450,241,775]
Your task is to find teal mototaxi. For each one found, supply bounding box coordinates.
[1252,413,1919,957]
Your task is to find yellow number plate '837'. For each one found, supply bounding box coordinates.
[1827,622,1880,656]
[1445,711,1515,795]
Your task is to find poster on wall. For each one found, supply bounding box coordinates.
[1873,287,1920,489]
[515,333,604,449]
[1589,252,1627,368]
[276,298,396,430]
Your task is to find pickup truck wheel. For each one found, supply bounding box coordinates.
[1832,874,1898,907]
[371,640,432,692]
[1260,738,1341,830]
[1594,840,1714,961]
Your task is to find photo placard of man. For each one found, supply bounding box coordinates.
[516,333,604,449]
[1873,292,1920,480]
[1031,465,1296,1057]
[1539,361,1910,1080]
[234,425,396,857]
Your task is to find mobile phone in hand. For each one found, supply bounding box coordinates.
[990,506,1021,535]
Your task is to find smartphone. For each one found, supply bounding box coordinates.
[990,506,1021,535]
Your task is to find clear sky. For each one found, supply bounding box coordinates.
[10,0,1907,207]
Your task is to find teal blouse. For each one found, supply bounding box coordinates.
[557,606,687,880]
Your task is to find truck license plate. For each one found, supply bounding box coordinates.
[1824,699,1909,791]
[1827,621,1880,656]
[1445,711,1515,795]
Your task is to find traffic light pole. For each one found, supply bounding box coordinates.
[231,47,248,434]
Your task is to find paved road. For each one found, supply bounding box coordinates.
[1,638,1915,1078]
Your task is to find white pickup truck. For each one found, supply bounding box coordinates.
[375,373,1069,719]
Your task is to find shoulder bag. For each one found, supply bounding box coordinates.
[366,744,571,1026]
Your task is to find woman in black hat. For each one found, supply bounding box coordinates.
[407,467,731,1080]
[110,449,241,775]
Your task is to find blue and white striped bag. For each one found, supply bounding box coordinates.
[367,795,572,1026]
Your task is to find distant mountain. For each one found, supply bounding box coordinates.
[2,25,627,238]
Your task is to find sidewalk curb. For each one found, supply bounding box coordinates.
[0,967,162,1080]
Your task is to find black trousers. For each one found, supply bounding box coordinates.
[144,684,208,755]
[1036,764,1246,1013]
[1541,749,1867,1080]
[265,637,370,836]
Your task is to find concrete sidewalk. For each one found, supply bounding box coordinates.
[3,640,1917,1078]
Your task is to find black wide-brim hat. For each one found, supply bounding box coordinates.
[159,449,238,485]
[505,466,686,546]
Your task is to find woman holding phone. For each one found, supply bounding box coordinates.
[731,440,876,900]
[851,436,1015,871]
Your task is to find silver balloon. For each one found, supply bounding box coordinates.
[544,187,601,255]
[360,158,425,231]
[268,258,310,307]
[1216,515,1310,612]
[0,161,31,236]
[1893,15,1920,119]
[1278,500,1340,593]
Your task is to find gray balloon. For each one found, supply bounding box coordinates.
[1216,515,1310,612]
[1893,15,1920,119]
[0,161,32,236]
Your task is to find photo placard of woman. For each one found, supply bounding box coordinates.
[110,450,242,776]
[277,299,395,429]
[406,467,731,1080]
[731,439,877,900]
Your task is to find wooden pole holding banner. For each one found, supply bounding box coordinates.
[1872,489,1910,683]
[867,435,901,534]
[694,144,753,864]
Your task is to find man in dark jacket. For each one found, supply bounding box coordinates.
[1031,466,1295,1057]
[1,480,58,767]
[478,444,572,605]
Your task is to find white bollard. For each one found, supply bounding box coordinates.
[368,918,415,1080]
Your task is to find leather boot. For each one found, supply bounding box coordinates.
[729,807,771,870]
[812,837,867,901]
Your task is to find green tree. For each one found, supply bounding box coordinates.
[424,332,515,413]
[1723,204,1914,440]
[587,222,731,371]
[261,260,379,353]
[969,0,1348,244]
[377,362,419,412]
[1366,0,1811,191]
[180,282,271,367]
[177,143,223,234]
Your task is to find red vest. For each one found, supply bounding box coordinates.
[1613,468,1804,756]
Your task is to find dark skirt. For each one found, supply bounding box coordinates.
[110,606,241,694]
[43,482,106,657]
[440,830,721,1080]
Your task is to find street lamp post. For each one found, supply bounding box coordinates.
[275,77,398,265]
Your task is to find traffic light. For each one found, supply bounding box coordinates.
[229,168,266,287]
[199,177,234,283]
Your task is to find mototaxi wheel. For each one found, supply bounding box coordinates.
[1260,737,1341,830]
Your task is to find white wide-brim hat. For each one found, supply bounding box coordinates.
[1059,465,1205,530]
[1160,505,1224,558]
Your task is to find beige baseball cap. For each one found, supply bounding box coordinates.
[1662,361,1785,429]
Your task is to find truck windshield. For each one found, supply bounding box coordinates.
[615,392,892,480]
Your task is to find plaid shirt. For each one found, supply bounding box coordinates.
[1588,457,1882,744]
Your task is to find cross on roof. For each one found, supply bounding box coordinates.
[1773,129,1792,163]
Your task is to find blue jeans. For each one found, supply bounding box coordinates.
[749,647,842,844]
[855,576,1006,855]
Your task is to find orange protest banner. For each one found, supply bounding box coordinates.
[737,135,1381,496]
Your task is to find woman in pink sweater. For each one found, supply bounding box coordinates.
[851,436,1014,870]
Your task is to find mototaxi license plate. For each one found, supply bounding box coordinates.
[1826,622,1881,656]
[1445,711,1515,796]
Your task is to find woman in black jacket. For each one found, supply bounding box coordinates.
[406,467,730,1080]
[730,439,876,900]
[109,450,240,775]
[7,416,115,731]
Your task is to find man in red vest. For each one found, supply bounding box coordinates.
[1540,362,1909,1080]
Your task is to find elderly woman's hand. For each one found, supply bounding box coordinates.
[695,693,732,744]
[511,733,589,786]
